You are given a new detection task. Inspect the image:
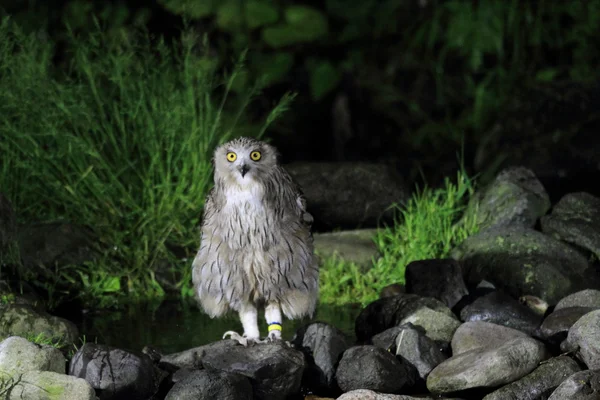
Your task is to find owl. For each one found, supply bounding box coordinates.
[191,137,319,345]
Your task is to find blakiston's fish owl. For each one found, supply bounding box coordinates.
[192,137,319,345]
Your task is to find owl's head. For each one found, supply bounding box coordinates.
[213,137,279,186]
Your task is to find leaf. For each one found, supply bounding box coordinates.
[101,276,121,293]
[251,52,294,86]
[158,0,217,19]
[535,68,558,82]
[262,5,328,47]
[309,60,341,101]
[246,1,279,29]
[217,0,279,32]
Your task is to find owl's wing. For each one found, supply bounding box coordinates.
[291,177,314,229]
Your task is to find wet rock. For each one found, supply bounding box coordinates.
[482,355,581,400]
[165,369,252,400]
[380,284,405,298]
[0,303,78,345]
[355,294,459,343]
[405,259,468,309]
[8,370,96,400]
[285,162,409,230]
[292,322,351,393]
[313,229,380,271]
[560,309,600,369]
[541,192,600,259]
[0,336,65,375]
[464,166,550,231]
[539,307,599,344]
[201,340,304,400]
[371,327,404,351]
[0,193,16,249]
[69,343,160,400]
[451,321,530,355]
[451,226,594,305]
[337,389,455,400]
[427,337,548,394]
[160,340,239,370]
[555,289,600,310]
[548,369,600,400]
[459,291,543,335]
[395,324,448,380]
[336,345,415,394]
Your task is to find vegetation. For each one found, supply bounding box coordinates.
[320,170,479,305]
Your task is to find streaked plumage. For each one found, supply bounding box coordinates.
[191,137,319,344]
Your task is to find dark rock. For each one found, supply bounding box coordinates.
[165,369,252,400]
[395,324,448,380]
[0,193,16,250]
[555,289,600,310]
[337,389,456,399]
[371,327,404,352]
[451,321,530,355]
[313,229,380,271]
[355,294,460,343]
[451,226,595,305]
[539,307,599,344]
[69,343,160,400]
[285,162,409,230]
[160,340,239,370]
[380,284,405,298]
[464,166,550,231]
[560,309,600,369]
[405,259,468,309]
[201,340,304,400]
[460,291,543,335]
[292,322,351,394]
[427,337,548,394]
[541,192,600,259]
[482,355,581,400]
[548,369,600,400]
[336,345,415,394]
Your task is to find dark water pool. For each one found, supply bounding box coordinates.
[75,300,362,355]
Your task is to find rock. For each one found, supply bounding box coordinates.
[541,192,600,259]
[427,337,548,394]
[0,304,78,345]
[0,336,65,375]
[560,309,600,369]
[380,284,405,298]
[8,370,96,400]
[69,343,160,400]
[313,229,380,270]
[404,259,468,309]
[355,294,459,343]
[451,226,594,305]
[519,295,549,316]
[165,369,252,400]
[371,327,404,351]
[451,321,530,355]
[285,162,409,230]
[201,340,304,400]
[292,322,351,393]
[555,289,600,310]
[336,389,450,400]
[482,355,581,400]
[160,340,239,370]
[539,307,599,344]
[548,369,600,400]
[459,291,543,335]
[335,345,415,394]
[0,193,16,249]
[464,166,550,231]
[395,324,448,380]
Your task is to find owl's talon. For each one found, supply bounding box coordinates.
[223,331,257,347]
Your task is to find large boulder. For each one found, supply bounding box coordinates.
[560,309,600,369]
[0,304,78,346]
[313,229,380,270]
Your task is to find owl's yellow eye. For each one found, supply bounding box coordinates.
[250,151,261,161]
[226,152,237,162]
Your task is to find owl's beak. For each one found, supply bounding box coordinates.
[239,164,250,177]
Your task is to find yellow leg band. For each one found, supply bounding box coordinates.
[268,323,282,332]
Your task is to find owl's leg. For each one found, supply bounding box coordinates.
[223,303,260,346]
[264,301,283,341]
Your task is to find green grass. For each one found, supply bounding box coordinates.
[0,17,294,308]
[319,170,479,305]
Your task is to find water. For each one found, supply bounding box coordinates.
[75,300,363,355]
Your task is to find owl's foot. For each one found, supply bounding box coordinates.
[222,331,259,347]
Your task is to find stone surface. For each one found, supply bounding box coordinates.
[541,192,600,259]
[464,166,551,231]
[165,369,252,400]
[8,370,96,400]
[561,309,600,369]
[555,289,600,311]
[0,304,78,345]
[69,343,160,400]
[371,327,404,352]
[459,291,543,335]
[201,340,305,400]
[313,229,380,271]
[451,321,530,355]
[160,340,239,370]
[337,389,448,400]
[451,226,594,305]
[404,259,468,309]
[336,345,415,394]
[0,336,65,375]
[292,322,350,393]
[355,294,459,343]
[539,307,599,344]
[548,369,600,400]
[395,324,447,380]
[427,337,548,394]
[380,284,405,298]
[482,355,581,400]
[285,162,409,230]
